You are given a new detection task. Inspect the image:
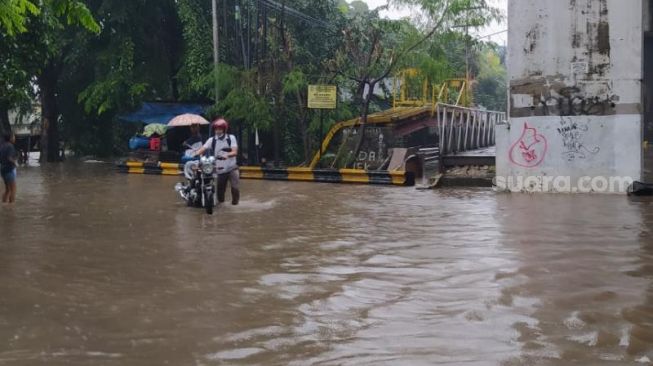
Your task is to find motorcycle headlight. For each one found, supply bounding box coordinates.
[201,162,215,175]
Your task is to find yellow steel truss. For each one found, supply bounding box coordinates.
[308,70,472,169]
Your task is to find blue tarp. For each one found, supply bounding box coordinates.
[118,102,209,125]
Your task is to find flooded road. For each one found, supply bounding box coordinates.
[1,163,653,365]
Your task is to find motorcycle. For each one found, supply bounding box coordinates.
[175,155,217,214]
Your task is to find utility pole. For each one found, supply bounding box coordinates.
[212,0,220,104]
[452,6,481,107]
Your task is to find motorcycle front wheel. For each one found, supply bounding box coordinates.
[205,193,214,215]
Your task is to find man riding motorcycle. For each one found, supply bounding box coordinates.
[192,118,240,205]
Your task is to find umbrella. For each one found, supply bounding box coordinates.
[167,114,210,127]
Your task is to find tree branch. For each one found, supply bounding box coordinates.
[373,0,452,83]
[331,68,363,84]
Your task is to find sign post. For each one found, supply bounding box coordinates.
[307,85,337,168]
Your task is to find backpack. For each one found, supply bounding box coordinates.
[210,135,232,156]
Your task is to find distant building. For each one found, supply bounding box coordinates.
[9,105,41,137]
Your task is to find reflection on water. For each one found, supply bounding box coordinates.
[1,163,653,365]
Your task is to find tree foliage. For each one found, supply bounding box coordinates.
[474,45,507,111]
[0,0,39,35]
[0,0,98,146]
[329,0,501,167]
[0,0,507,163]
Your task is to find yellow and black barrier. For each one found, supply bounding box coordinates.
[116,161,183,176]
[240,167,415,186]
[116,162,415,186]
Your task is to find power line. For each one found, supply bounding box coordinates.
[477,29,507,40]
[259,0,331,29]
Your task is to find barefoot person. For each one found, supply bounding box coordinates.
[1,133,17,203]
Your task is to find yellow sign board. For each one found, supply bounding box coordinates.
[308,85,337,109]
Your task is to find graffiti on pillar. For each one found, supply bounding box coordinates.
[523,24,540,54]
[346,127,391,170]
[557,117,600,161]
[509,123,548,168]
[536,87,616,116]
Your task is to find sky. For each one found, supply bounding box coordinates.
[362,0,508,45]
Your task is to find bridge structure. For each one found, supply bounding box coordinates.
[293,69,506,185]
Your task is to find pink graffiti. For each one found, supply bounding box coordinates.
[509,123,548,168]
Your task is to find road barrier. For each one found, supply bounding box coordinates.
[240,167,414,186]
[116,162,414,186]
[116,161,182,176]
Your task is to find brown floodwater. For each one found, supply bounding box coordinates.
[1,162,653,365]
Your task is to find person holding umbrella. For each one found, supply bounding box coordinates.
[167,114,210,163]
[181,123,204,163]
[184,124,203,148]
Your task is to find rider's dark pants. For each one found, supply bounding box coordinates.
[217,169,240,205]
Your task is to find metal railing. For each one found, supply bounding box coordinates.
[435,104,506,155]
[416,147,441,184]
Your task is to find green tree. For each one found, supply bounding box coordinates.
[176,0,213,101]
[0,0,505,162]
[349,0,369,15]
[59,0,185,157]
[35,1,99,161]
[0,29,33,134]
[0,0,98,158]
[0,0,38,35]
[0,0,99,161]
[177,0,346,165]
[78,0,183,114]
[331,0,500,167]
[473,45,507,111]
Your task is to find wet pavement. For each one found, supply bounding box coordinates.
[1,162,653,365]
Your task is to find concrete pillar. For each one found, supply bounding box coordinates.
[644,0,652,32]
[498,0,643,193]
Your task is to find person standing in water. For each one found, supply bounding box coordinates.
[1,133,17,203]
[193,119,240,205]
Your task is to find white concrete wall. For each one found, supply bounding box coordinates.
[500,0,643,193]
